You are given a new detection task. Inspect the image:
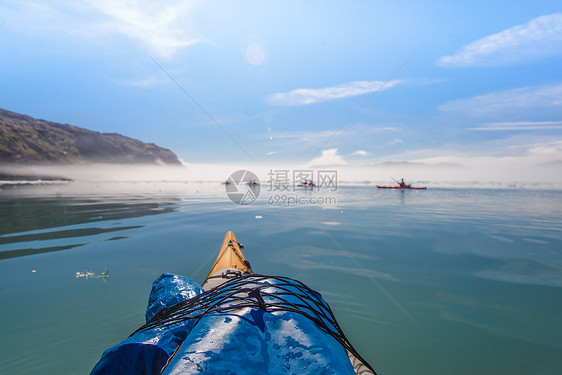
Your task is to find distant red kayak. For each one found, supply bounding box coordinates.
[376,185,427,190]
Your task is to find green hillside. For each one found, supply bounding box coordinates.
[0,108,181,165]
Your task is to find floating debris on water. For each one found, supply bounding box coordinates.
[75,269,95,279]
[255,215,263,219]
[75,268,109,282]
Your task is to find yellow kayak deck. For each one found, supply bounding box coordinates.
[202,231,253,290]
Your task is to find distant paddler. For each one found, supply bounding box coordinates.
[398,178,410,188]
[377,178,426,190]
[247,179,259,186]
[297,179,315,188]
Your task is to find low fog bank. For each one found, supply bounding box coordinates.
[0,163,191,182]
[1,158,561,189]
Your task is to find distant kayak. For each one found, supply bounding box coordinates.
[90,231,375,375]
[376,185,426,190]
[297,181,315,188]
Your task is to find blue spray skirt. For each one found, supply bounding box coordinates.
[91,273,372,374]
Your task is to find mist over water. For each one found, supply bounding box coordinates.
[2,158,561,189]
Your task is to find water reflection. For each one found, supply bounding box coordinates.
[0,243,85,260]
[0,197,177,235]
[0,226,145,260]
[0,225,144,245]
[0,185,181,260]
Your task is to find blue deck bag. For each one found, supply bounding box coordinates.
[90,273,203,375]
[91,274,356,375]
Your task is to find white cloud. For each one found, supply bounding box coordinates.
[352,150,370,156]
[526,140,562,159]
[268,129,345,147]
[267,125,399,148]
[266,80,402,106]
[386,135,562,164]
[307,148,346,167]
[387,138,403,145]
[116,76,170,87]
[439,84,562,116]
[0,0,201,59]
[438,13,562,67]
[469,121,562,131]
[86,0,201,58]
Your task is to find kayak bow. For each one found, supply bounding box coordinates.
[202,231,253,290]
[91,232,376,375]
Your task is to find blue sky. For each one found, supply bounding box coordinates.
[1,0,562,180]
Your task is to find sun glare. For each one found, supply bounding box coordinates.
[245,42,266,66]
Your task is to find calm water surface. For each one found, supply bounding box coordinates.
[1,182,561,374]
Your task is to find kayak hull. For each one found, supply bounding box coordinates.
[376,185,426,190]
